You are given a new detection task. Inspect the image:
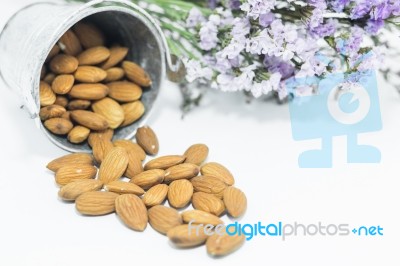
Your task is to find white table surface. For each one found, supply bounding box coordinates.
[1,1,400,265]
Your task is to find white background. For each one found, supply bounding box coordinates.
[1,1,400,265]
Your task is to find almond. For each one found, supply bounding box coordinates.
[181,210,223,226]
[223,187,247,218]
[107,81,142,102]
[191,176,227,199]
[184,144,209,165]
[98,147,129,184]
[124,152,144,179]
[88,129,114,147]
[46,45,60,62]
[74,66,107,83]
[47,153,94,172]
[70,110,109,130]
[55,164,97,186]
[148,205,182,234]
[104,181,144,195]
[50,54,79,74]
[73,22,105,49]
[167,224,208,248]
[168,179,193,208]
[92,138,114,164]
[192,192,225,216]
[120,101,145,127]
[44,118,73,135]
[39,105,66,121]
[67,99,91,110]
[101,46,129,69]
[142,184,169,207]
[39,81,56,106]
[77,46,110,65]
[58,30,82,56]
[51,74,75,94]
[104,67,125,82]
[115,194,148,231]
[136,126,159,155]
[130,169,164,190]
[61,111,71,121]
[164,163,200,183]
[144,155,186,170]
[69,83,109,100]
[206,226,246,257]
[67,126,90,144]
[113,140,146,161]
[92,97,124,129]
[122,61,152,87]
[76,191,119,215]
[58,179,103,201]
[200,162,235,186]
[44,73,57,84]
[54,96,68,108]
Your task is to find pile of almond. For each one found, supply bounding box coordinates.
[39,22,149,144]
[47,126,247,257]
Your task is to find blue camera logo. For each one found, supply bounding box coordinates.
[287,70,382,168]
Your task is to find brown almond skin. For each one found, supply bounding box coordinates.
[104,67,125,82]
[76,191,119,216]
[46,45,60,62]
[67,126,90,144]
[115,194,148,231]
[144,155,186,170]
[206,227,246,257]
[92,97,125,129]
[124,151,144,179]
[52,74,74,94]
[58,179,103,201]
[101,46,129,69]
[148,205,182,235]
[104,181,145,195]
[120,101,145,127]
[98,147,129,184]
[92,138,114,164]
[107,81,142,102]
[113,140,146,161]
[168,179,193,209]
[142,184,169,207]
[39,105,66,121]
[164,163,200,183]
[74,66,107,83]
[184,144,209,165]
[136,126,159,155]
[61,111,71,121]
[44,73,57,84]
[70,110,109,131]
[191,175,227,199]
[130,169,164,190]
[88,129,114,147]
[77,46,110,65]
[55,164,97,186]
[67,99,91,110]
[122,61,152,87]
[58,30,82,56]
[69,83,109,101]
[192,192,225,216]
[223,187,247,218]
[39,81,56,106]
[54,96,68,108]
[181,210,223,226]
[201,162,235,186]
[73,22,105,49]
[167,224,208,248]
[50,54,79,74]
[44,118,73,135]
[47,153,94,172]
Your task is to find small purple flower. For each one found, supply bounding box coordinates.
[307,0,327,9]
[229,0,242,10]
[336,26,364,57]
[330,0,350,12]
[186,8,205,28]
[370,0,392,20]
[259,12,275,27]
[365,19,384,35]
[310,19,337,38]
[350,0,372,19]
[240,0,276,19]
[264,56,295,79]
[199,21,219,51]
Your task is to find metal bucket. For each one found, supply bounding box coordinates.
[0,0,184,152]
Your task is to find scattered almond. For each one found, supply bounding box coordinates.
[168,179,193,208]
[47,153,93,172]
[58,179,103,201]
[164,163,200,183]
[167,224,208,248]
[76,191,118,215]
[67,126,90,144]
[115,194,148,231]
[223,187,247,218]
[201,162,235,186]
[55,164,97,186]
[136,126,159,155]
[148,205,182,234]
[191,175,227,199]
[142,184,169,207]
[104,180,144,195]
[206,226,246,257]
[130,169,164,190]
[121,101,145,127]
[184,144,209,165]
[181,210,223,226]
[113,139,146,161]
[92,97,125,129]
[98,147,129,184]
[144,155,186,170]
[92,138,114,164]
[192,192,225,216]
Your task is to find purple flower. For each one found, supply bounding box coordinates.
[241,0,276,19]
[330,0,350,12]
[229,0,242,10]
[336,26,364,57]
[199,20,219,51]
[186,8,205,28]
[365,19,384,35]
[264,56,295,79]
[307,0,327,9]
[350,0,372,19]
[310,18,337,38]
[259,12,275,27]
[370,0,392,20]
